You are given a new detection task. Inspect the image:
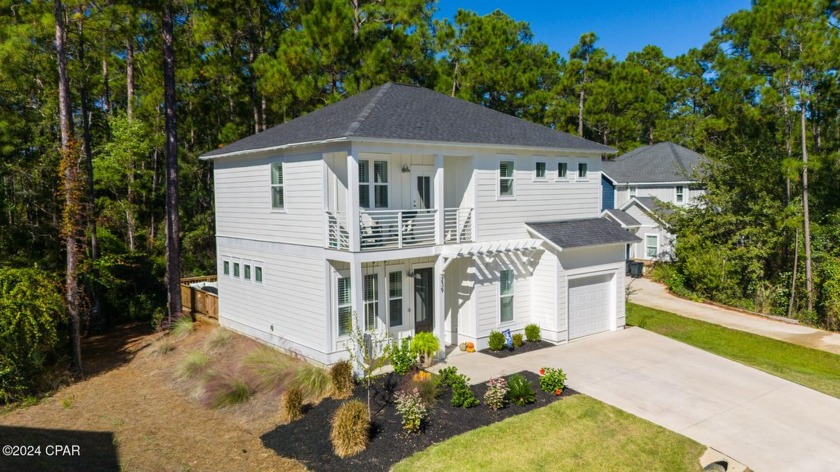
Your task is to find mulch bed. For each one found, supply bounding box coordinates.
[478,340,554,358]
[261,370,575,471]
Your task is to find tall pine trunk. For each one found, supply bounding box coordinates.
[55,0,83,373]
[126,37,135,122]
[162,0,183,323]
[800,102,813,312]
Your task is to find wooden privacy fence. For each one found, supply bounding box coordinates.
[180,275,218,320]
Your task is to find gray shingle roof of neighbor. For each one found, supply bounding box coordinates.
[625,196,674,219]
[602,141,708,183]
[526,218,641,250]
[200,82,616,159]
[602,208,641,227]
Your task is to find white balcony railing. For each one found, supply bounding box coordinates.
[444,207,474,243]
[326,208,474,251]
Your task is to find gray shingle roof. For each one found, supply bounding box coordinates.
[602,142,707,183]
[526,218,641,250]
[201,83,615,158]
[602,208,641,227]
[631,197,674,218]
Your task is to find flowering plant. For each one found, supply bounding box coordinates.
[394,388,429,433]
[538,367,567,395]
[483,377,509,410]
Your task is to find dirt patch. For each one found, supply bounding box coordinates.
[0,322,305,471]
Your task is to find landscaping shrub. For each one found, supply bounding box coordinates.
[483,377,509,410]
[410,332,440,364]
[170,315,194,339]
[389,337,416,375]
[150,336,176,356]
[204,328,234,352]
[243,345,294,391]
[394,388,429,433]
[437,366,459,388]
[407,370,440,407]
[487,330,505,351]
[330,399,369,458]
[329,360,355,399]
[512,333,524,348]
[206,372,255,408]
[524,324,541,342]
[507,374,535,406]
[177,351,210,380]
[281,387,304,422]
[0,267,65,403]
[538,367,567,395]
[290,364,331,400]
[449,372,479,408]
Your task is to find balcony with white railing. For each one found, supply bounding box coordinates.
[325,207,474,251]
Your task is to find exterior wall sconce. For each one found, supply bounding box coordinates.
[401,164,411,173]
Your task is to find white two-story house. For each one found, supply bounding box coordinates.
[200,83,639,365]
[600,142,707,261]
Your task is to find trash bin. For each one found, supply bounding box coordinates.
[628,261,644,278]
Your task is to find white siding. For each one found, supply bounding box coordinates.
[475,154,601,241]
[624,203,674,260]
[530,249,558,340]
[557,245,627,337]
[444,257,475,345]
[616,183,705,208]
[214,151,325,246]
[470,252,535,350]
[216,237,329,362]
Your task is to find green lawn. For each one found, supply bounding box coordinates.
[627,302,840,399]
[394,394,704,472]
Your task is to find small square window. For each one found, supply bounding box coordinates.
[233,263,240,278]
[578,163,588,178]
[244,264,251,280]
[558,162,568,179]
[676,186,685,203]
[255,267,262,283]
[535,162,546,179]
[223,261,230,276]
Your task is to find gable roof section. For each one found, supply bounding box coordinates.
[601,208,641,228]
[201,83,615,159]
[526,218,640,251]
[620,196,673,224]
[602,141,707,184]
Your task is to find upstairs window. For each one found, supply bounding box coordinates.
[676,186,685,203]
[359,160,370,208]
[578,162,588,179]
[337,277,352,336]
[557,162,568,179]
[499,161,514,196]
[244,264,251,280]
[270,163,284,209]
[223,261,230,276]
[255,266,263,283]
[499,269,514,322]
[373,161,388,208]
[535,162,546,179]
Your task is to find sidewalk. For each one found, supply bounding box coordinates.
[628,277,840,355]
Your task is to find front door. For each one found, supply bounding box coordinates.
[414,268,434,333]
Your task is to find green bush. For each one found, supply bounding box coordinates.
[487,331,505,351]
[507,374,535,406]
[281,387,304,422]
[437,366,460,388]
[483,377,509,411]
[330,399,369,458]
[512,333,524,348]
[538,367,567,394]
[524,324,541,342]
[410,332,440,361]
[448,372,479,408]
[0,268,65,403]
[394,388,429,433]
[290,364,331,400]
[330,360,355,399]
[388,337,416,375]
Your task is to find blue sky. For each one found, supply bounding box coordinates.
[435,1,751,59]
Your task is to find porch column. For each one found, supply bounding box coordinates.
[434,154,444,245]
[347,153,361,252]
[434,256,446,357]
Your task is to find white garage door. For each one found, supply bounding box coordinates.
[568,274,613,340]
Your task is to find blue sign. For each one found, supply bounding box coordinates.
[502,329,513,348]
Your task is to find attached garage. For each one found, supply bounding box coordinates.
[568,274,613,339]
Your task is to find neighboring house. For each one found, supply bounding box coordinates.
[200,82,639,365]
[600,142,707,261]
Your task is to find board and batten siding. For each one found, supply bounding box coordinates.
[475,154,601,241]
[214,151,325,247]
[216,237,329,363]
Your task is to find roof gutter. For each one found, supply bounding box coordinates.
[198,137,350,160]
[351,137,617,156]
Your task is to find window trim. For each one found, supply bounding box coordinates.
[254,265,263,283]
[223,260,230,276]
[363,273,380,331]
[336,272,352,338]
[498,159,516,200]
[629,186,637,198]
[675,185,685,204]
[387,270,404,328]
[244,264,251,281]
[358,159,390,209]
[270,162,285,211]
[498,269,515,324]
[577,162,589,181]
[645,234,659,260]
[233,261,241,278]
[373,160,389,209]
[555,161,569,181]
[534,161,547,181]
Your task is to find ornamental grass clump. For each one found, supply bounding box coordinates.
[290,364,331,400]
[176,350,210,380]
[329,360,355,399]
[280,387,304,422]
[406,370,440,407]
[394,388,429,433]
[483,377,509,411]
[242,345,294,392]
[330,399,369,458]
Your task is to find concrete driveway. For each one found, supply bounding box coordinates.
[436,328,840,472]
